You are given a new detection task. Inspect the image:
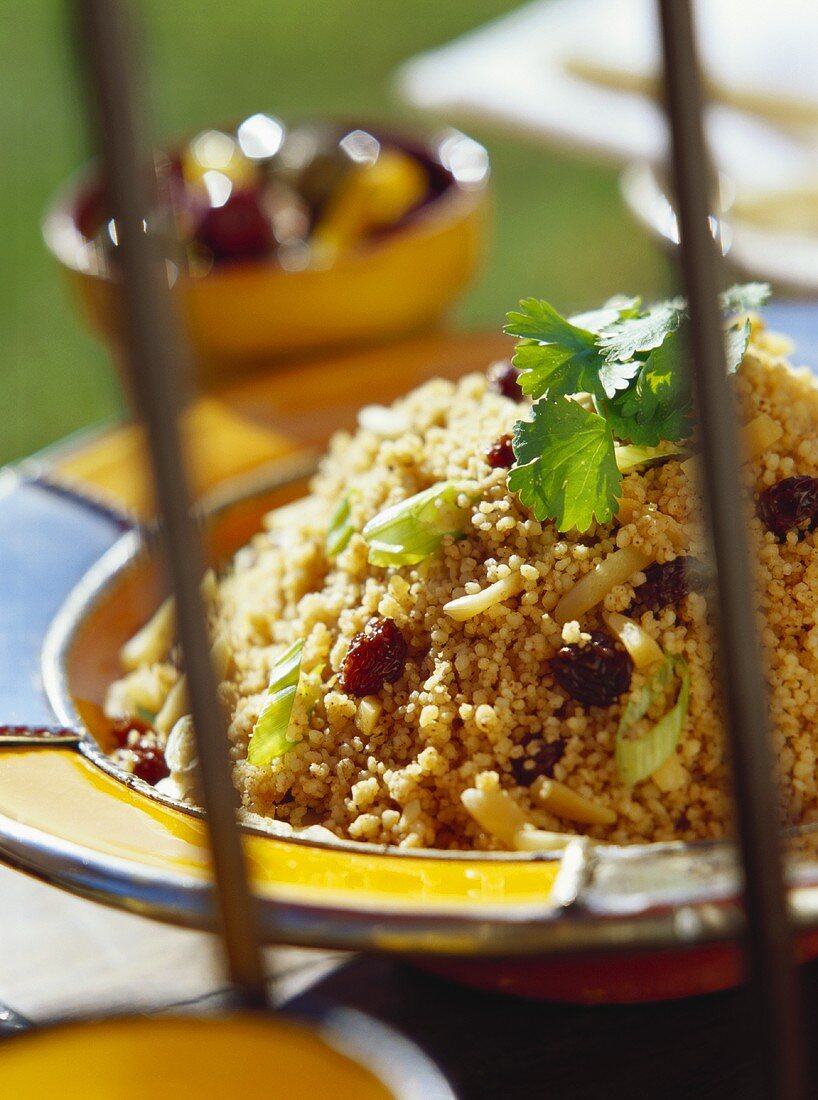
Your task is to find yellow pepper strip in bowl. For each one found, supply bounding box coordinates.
[310,149,428,261]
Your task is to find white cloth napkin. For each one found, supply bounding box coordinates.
[565,0,818,128]
[398,0,818,203]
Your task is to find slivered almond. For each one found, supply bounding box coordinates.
[614,498,641,525]
[533,776,616,826]
[513,827,575,852]
[210,632,232,679]
[120,570,217,672]
[680,454,699,480]
[651,754,688,793]
[120,595,175,670]
[444,572,523,621]
[605,612,664,669]
[461,784,528,846]
[159,625,232,733]
[355,696,382,737]
[663,514,688,551]
[154,674,188,737]
[683,414,783,481]
[554,545,652,625]
[741,413,783,461]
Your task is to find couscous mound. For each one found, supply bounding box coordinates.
[106,316,818,851]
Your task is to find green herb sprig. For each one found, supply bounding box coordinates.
[505,283,770,531]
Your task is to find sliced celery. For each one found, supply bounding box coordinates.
[362,481,474,568]
[615,654,690,786]
[247,639,304,766]
[326,493,356,558]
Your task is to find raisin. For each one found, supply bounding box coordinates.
[551,630,633,709]
[758,476,818,539]
[108,715,152,748]
[340,617,408,697]
[630,556,709,612]
[130,736,169,786]
[486,360,523,401]
[485,433,515,469]
[510,735,565,786]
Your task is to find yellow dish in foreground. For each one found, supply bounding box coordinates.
[0,1013,437,1100]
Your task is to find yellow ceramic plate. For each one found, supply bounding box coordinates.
[7,459,818,966]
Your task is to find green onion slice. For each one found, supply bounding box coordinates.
[326,493,357,558]
[615,654,690,786]
[362,481,474,568]
[248,639,305,766]
[614,442,687,473]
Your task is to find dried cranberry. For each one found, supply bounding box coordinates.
[758,476,818,539]
[485,433,515,469]
[130,737,169,786]
[108,716,152,748]
[630,556,709,612]
[194,189,273,262]
[510,735,565,786]
[340,617,408,697]
[487,360,524,401]
[551,631,633,709]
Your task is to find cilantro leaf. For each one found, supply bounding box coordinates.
[508,298,641,400]
[597,297,686,363]
[570,296,641,333]
[504,298,597,347]
[601,318,750,443]
[719,283,771,315]
[724,317,752,372]
[506,299,602,400]
[503,284,770,531]
[602,328,693,446]
[508,397,620,532]
[598,354,643,400]
[511,340,601,401]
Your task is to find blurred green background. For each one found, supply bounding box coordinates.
[4,0,667,466]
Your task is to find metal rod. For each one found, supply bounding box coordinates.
[74,0,268,1010]
[656,3,804,1096]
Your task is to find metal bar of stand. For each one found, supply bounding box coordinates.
[74,0,269,1010]
[656,2,805,1095]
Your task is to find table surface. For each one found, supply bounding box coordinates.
[7,311,818,1098]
